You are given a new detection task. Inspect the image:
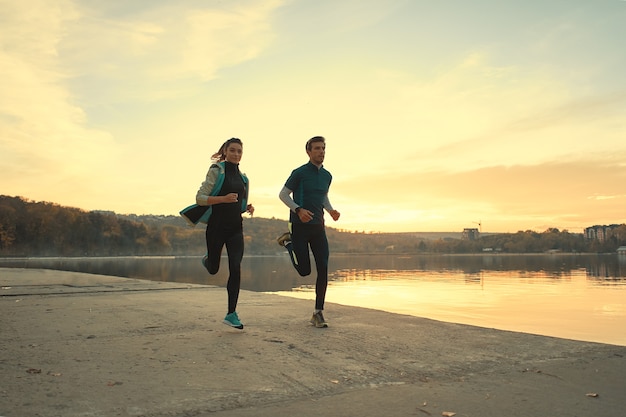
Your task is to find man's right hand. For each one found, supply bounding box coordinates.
[297,208,314,223]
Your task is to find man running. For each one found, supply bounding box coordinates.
[277,136,340,328]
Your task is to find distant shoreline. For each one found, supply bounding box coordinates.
[0,251,621,261]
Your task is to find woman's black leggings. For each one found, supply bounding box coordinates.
[205,225,244,314]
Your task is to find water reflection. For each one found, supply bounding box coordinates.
[2,254,625,345]
[286,264,626,346]
[0,254,626,291]
[2,253,626,290]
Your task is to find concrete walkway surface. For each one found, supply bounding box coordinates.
[1,267,625,417]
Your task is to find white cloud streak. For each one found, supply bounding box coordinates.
[0,0,116,186]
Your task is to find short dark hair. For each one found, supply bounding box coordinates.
[306,136,325,151]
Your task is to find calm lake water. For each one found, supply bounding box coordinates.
[2,254,625,346]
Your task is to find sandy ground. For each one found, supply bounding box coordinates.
[1,267,625,417]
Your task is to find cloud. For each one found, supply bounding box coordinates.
[56,0,286,103]
[381,51,626,173]
[588,194,626,201]
[425,90,626,168]
[0,0,287,208]
[0,1,118,206]
[181,3,282,81]
[334,152,626,232]
[0,1,116,170]
[504,91,626,135]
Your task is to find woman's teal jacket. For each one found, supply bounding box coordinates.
[179,162,249,226]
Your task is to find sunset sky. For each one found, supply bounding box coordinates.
[1,0,625,233]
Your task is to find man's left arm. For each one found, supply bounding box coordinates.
[323,195,340,221]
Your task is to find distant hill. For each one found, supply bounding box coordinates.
[392,231,463,240]
[2,195,624,256]
[0,195,461,256]
[116,213,464,239]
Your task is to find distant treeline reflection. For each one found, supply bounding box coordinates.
[1,195,626,257]
[2,254,625,293]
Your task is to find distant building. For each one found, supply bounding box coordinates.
[462,228,480,241]
[584,224,621,242]
[618,246,626,255]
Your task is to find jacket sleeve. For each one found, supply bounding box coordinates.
[196,164,220,206]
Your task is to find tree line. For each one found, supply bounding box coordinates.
[1,195,625,257]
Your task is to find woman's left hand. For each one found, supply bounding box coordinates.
[246,204,255,216]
